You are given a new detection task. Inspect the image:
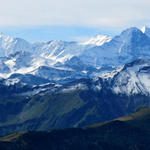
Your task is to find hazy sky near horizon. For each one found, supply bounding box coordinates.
[0,0,149,41]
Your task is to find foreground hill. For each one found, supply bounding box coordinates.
[0,107,150,150]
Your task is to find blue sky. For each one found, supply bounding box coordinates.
[0,26,119,42]
[0,0,149,42]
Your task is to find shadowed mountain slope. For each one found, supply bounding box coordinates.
[0,107,150,150]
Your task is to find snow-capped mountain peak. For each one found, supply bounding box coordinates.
[120,27,143,40]
[0,33,32,57]
[81,34,112,46]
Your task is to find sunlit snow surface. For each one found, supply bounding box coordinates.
[81,35,112,46]
[112,59,150,95]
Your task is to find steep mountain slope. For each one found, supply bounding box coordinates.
[33,40,86,62]
[79,27,150,66]
[112,58,150,95]
[0,33,32,57]
[0,107,150,150]
[0,51,90,83]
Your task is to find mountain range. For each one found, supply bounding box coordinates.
[0,26,150,136]
[0,26,150,84]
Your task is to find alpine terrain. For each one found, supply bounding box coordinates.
[0,26,150,139]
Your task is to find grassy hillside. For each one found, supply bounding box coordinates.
[0,107,150,150]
